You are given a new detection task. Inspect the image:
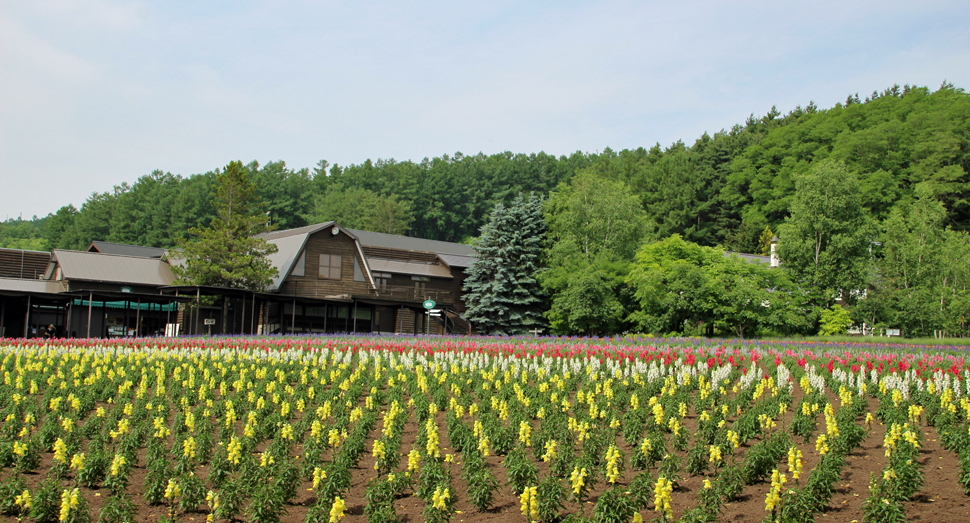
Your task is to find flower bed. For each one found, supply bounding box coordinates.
[1,335,969,523]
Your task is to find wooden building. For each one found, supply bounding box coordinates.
[257,222,476,335]
[0,224,478,338]
[0,246,184,338]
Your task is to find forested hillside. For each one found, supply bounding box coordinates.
[3,83,968,337]
[7,83,963,253]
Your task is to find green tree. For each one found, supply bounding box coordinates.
[544,171,653,261]
[308,185,413,234]
[367,194,414,234]
[627,236,809,337]
[462,194,546,335]
[867,185,970,336]
[626,235,722,335]
[707,256,808,338]
[818,305,853,335]
[544,251,628,335]
[541,172,651,334]
[777,160,874,305]
[172,161,278,291]
[0,217,46,251]
[71,191,117,249]
[878,184,946,289]
[249,160,315,230]
[43,205,79,250]
[308,185,377,228]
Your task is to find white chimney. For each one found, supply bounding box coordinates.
[770,235,780,268]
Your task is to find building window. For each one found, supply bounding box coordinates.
[293,251,306,277]
[319,254,342,280]
[353,257,365,282]
[373,272,391,292]
[412,276,429,298]
[306,306,326,317]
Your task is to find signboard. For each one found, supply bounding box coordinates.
[204,318,216,325]
[422,299,436,310]
[428,309,441,317]
[885,328,901,337]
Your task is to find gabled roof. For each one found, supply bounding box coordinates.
[88,241,166,259]
[259,222,338,291]
[346,228,476,256]
[259,222,479,292]
[51,250,176,286]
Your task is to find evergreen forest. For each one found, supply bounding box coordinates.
[2,83,968,337]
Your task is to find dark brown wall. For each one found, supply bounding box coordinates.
[279,229,372,298]
[451,268,469,312]
[373,306,397,333]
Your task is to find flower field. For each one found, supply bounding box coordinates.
[2,336,970,523]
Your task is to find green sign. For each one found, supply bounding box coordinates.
[422,299,436,310]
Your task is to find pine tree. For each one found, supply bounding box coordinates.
[172,161,279,291]
[462,193,546,335]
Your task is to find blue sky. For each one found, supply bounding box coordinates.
[2,0,968,219]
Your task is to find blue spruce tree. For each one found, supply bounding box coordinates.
[463,193,546,335]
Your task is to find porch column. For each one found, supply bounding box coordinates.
[23,295,31,339]
[86,292,93,338]
[135,297,141,337]
[65,300,71,337]
[352,300,357,333]
[291,298,296,333]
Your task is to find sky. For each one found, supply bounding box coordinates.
[1,0,968,220]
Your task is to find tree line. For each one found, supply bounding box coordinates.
[467,157,969,338]
[4,82,969,337]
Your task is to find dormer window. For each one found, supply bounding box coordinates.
[373,272,391,292]
[412,275,429,297]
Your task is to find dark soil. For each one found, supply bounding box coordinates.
[4,392,970,523]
